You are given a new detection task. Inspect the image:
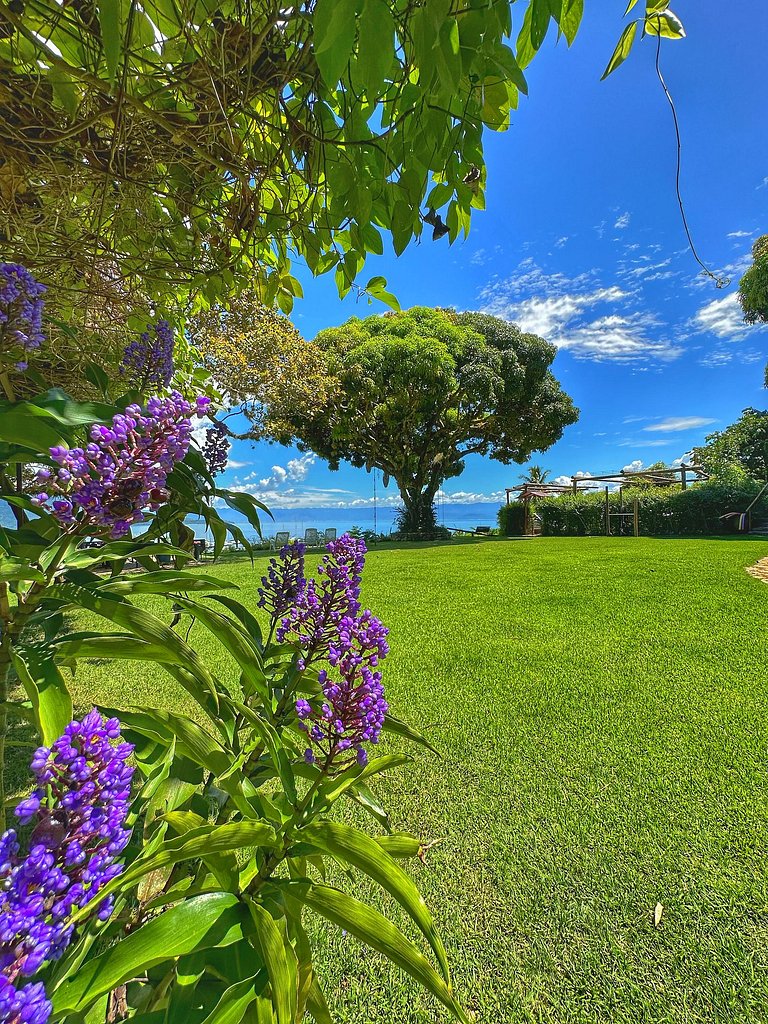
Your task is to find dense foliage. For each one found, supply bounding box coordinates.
[0,0,686,332]
[498,501,528,536]
[738,235,768,328]
[692,408,768,480]
[0,269,462,1024]
[268,307,577,534]
[528,476,768,536]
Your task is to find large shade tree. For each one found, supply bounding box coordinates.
[0,0,684,327]
[270,307,578,533]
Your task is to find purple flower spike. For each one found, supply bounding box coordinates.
[0,264,46,374]
[201,422,230,476]
[0,712,133,1024]
[120,318,175,389]
[32,392,206,538]
[258,542,307,624]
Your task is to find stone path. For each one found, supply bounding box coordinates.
[746,556,768,583]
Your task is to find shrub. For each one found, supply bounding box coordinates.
[498,502,528,536]
[530,478,768,537]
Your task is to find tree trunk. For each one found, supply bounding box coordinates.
[397,483,440,537]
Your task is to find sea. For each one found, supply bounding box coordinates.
[0,501,502,541]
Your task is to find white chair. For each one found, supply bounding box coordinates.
[269,531,290,550]
[303,528,320,548]
[323,528,337,544]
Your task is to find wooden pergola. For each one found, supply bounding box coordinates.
[506,463,709,537]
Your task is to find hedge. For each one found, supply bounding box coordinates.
[502,479,768,537]
[497,502,528,536]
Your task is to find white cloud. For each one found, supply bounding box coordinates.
[614,211,631,230]
[727,230,753,239]
[480,264,682,363]
[643,416,716,433]
[694,292,749,338]
[554,236,569,249]
[617,439,674,448]
[622,459,645,473]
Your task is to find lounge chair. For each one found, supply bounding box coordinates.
[269,530,290,550]
[304,527,320,548]
[323,528,337,544]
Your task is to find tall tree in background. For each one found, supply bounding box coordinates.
[268,307,577,534]
[0,0,684,329]
[738,236,768,386]
[521,465,550,484]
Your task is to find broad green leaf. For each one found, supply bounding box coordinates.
[290,883,469,1023]
[313,0,357,88]
[559,0,584,45]
[231,700,297,805]
[198,973,271,1024]
[314,753,411,809]
[357,0,394,96]
[306,978,334,1024]
[0,555,44,583]
[63,541,191,569]
[47,582,217,703]
[98,571,236,595]
[376,833,422,859]
[246,901,296,1024]
[601,21,638,79]
[299,820,451,982]
[50,894,252,1015]
[216,490,270,538]
[11,649,72,746]
[209,595,263,650]
[171,595,268,703]
[644,9,685,37]
[68,822,277,924]
[530,0,551,49]
[97,0,122,82]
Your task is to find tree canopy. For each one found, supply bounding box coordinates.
[268,306,577,533]
[0,0,684,326]
[693,408,768,481]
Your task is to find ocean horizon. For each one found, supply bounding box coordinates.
[0,501,503,541]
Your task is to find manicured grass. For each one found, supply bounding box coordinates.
[69,538,768,1024]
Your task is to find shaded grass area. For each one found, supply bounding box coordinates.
[68,539,768,1023]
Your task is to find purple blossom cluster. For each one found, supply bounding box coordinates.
[0,711,134,1024]
[121,319,175,389]
[0,264,46,373]
[260,535,389,768]
[257,541,306,623]
[201,422,230,477]
[296,606,389,767]
[32,392,210,538]
[276,535,367,662]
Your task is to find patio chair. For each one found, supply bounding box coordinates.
[323,528,337,544]
[269,531,290,550]
[303,527,320,548]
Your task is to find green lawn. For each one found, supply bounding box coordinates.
[69,538,768,1024]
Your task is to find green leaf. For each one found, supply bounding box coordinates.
[644,9,685,37]
[198,973,270,1024]
[98,571,237,595]
[0,555,44,583]
[217,489,270,538]
[382,712,439,754]
[68,822,277,925]
[11,649,72,746]
[170,595,268,703]
[246,901,296,1024]
[289,883,469,1023]
[601,20,638,79]
[530,0,551,49]
[313,0,358,88]
[306,978,334,1024]
[47,582,217,704]
[559,0,584,45]
[299,820,451,982]
[97,0,122,82]
[231,701,297,805]
[50,894,253,1016]
[63,541,192,569]
[357,0,394,96]
[376,833,422,859]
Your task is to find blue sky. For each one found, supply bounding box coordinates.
[217,1,768,512]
